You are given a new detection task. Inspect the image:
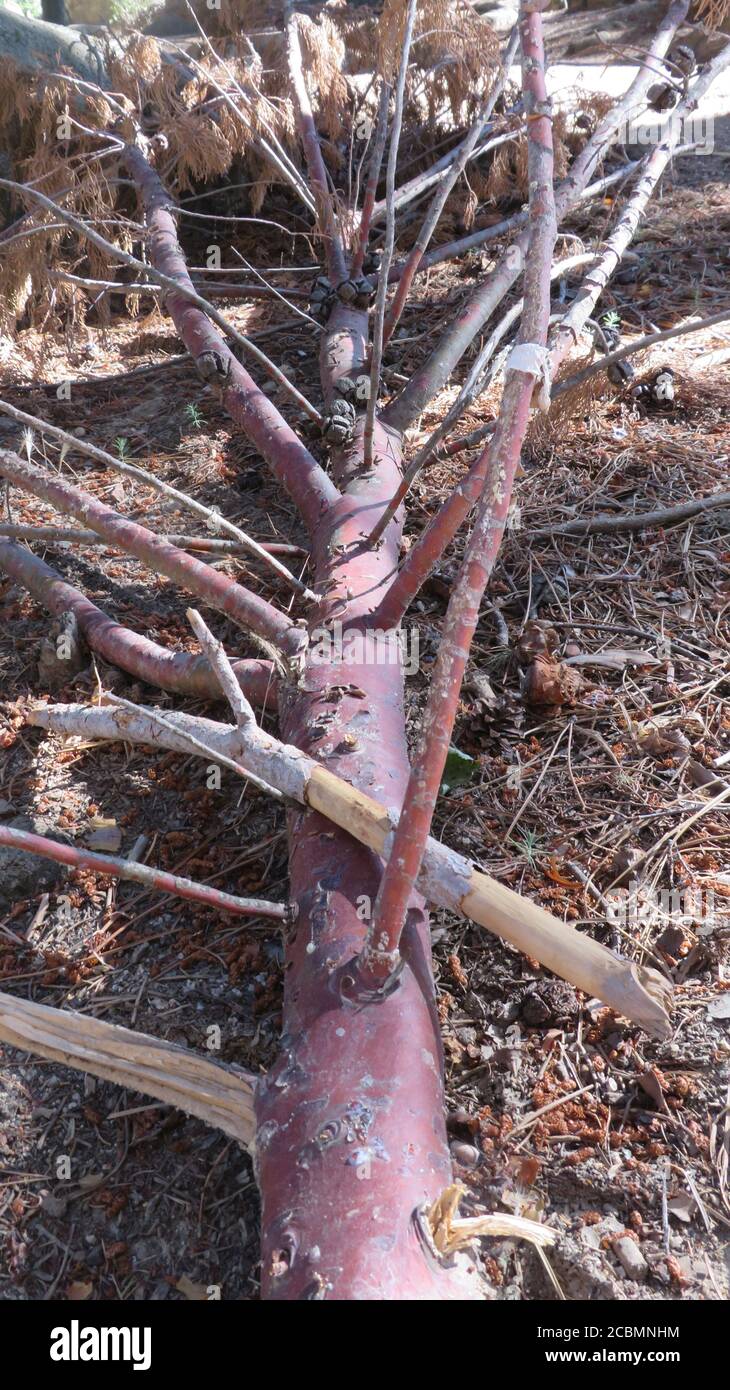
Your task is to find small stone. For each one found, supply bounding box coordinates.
[0,816,70,905]
[86,825,122,853]
[520,979,579,1027]
[613,1236,648,1282]
[449,1141,480,1170]
[446,1107,472,1133]
[581,1224,602,1251]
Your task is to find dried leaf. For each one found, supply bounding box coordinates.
[564,649,660,671]
[175,1274,210,1301]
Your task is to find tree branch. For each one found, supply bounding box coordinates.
[122,146,339,535]
[553,307,730,397]
[355,0,557,994]
[0,450,304,660]
[529,489,730,541]
[351,78,390,277]
[0,990,257,1148]
[25,700,672,1039]
[0,824,288,921]
[0,540,275,705]
[381,0,690,436]
[363,0,418,472]
[381,25,520,348]
[375,32,730,624]
[187,607,256,729]
[0,398,317,603]
[0,523,306,560]
[284,6,348,284]
[368,251,595,553]
[0,173,320,426]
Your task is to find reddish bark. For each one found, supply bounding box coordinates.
[125,141,477,1295]
[285,9,348,286]
[124,146,339,536]
[350,80,390,278]
[0,824,287,920]
[356,0,557,986]
[3,5,701,1298]
[0,450,302,658]
[0,540,275,705]
[256,409,480,1299]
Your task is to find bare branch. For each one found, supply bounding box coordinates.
[123,146,339,534]
[0,990,257,1148]
[0,174,321,426]
[368,252,595,551]
[529,489,730,541]
[381,25,520,348]
[356,0,558,994]
[375,36,730,623]
[382,0,690,436]
[0,523,306,560]
[187,607,256,729]
[0,450,304,660]
[363,0,418,472]
[553,307,730,397]
[284,5,347,284]
[0,824,288,922]
[351,79,391,276]
[0,398,318,603]
[0,540,275,706]
[25,701,671,1039]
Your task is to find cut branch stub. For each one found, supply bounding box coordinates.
[26,702,673,1042]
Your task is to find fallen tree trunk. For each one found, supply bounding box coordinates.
[1,0,712,1304]
[0,9,115,83]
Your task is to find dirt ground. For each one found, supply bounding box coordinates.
[1,108,730,1300]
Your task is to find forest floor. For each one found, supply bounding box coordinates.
[1,123,730,1302]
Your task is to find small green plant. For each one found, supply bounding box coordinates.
[115,436,129,459]
[185,402,205,430]
[439,744,477,795]
[601,310,621,330]
[511,827,541,868]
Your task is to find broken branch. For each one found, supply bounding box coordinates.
[26,701,672,1040]
[0,539,276,705]
[0,450,304,659]
[0,991,257,1148]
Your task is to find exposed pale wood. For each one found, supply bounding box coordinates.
[0,992,257,1148]
[27,702,671,1039]
[306,768,672,1039]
